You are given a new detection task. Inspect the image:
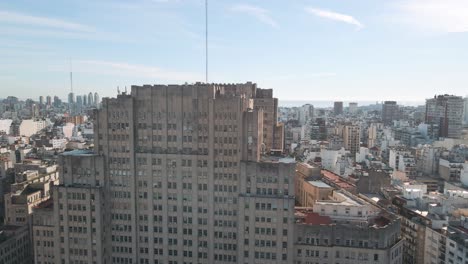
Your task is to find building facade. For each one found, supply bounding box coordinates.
[294,191,403,264]
[334,102,343,116]
[0,225,32,264]
[343,125,361,157]
[48,83,296,264]
[425,95,464,139]
[382,101,399,126]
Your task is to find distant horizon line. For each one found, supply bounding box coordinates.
[0,96,452,107]
[279,99,425,107]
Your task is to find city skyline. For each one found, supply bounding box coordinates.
[2,1,468,263]
[2,0,468,101]
[1,82,467,264]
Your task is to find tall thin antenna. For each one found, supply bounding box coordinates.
[69,58,73,93]
[205,0,208,83]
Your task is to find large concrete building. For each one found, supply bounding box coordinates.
[32,199,55,264]
[0,225,32,264]
[348,102,358,114]
[425,94,464,139]
[333,101,343,116]
[44,82,297,264]
[382,101,400,125]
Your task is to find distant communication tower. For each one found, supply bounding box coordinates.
[205,0,208,83]
[70,58,73,93]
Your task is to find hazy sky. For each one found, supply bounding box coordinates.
[1,0,468,102]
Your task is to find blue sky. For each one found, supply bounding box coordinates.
[1,0,468,102]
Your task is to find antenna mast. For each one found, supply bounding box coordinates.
[205,0,208,83]
[69,58,73,93]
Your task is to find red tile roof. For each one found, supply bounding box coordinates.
[321,170,356,191]
[304,212,332,225]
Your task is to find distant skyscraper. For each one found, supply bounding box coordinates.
[94,92,99,107]
[88,92,94,106]
[298,104,314,125]
[425,94,464,139]
[53,96,61,107]
[348,102,358,114]
[39,96,44,105]
[67,92,75,104]
[333,101,343,115]
[31,103,39,118]
[46,95,52,106]
[75,95,83,114]
[76,95,83,106]
[382,101,399,125]
[83,94,87,105]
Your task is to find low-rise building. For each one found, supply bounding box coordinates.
[4,182,52,226]
[355,169,391,194]
[439,158,465,182]
[294,190,403,264]
[296,180,333,207]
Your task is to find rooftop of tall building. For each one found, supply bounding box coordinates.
[294,207,396,229]
[315,189,366,207]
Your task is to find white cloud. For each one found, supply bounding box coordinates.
[393,0,468,33]
[231,4,278,28]
[0,10,94,32]
[75,60,204,82]
[0,26,130,42]
[305,7,363,30]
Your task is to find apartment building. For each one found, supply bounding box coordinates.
[382,101,400,126]
[425,95,464,139]
[439,158,465,182]
[4,161,58,226]
[17,119,48,137]
[343,125,361,157]
[293,190,403,264]
[334,102,343,116]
